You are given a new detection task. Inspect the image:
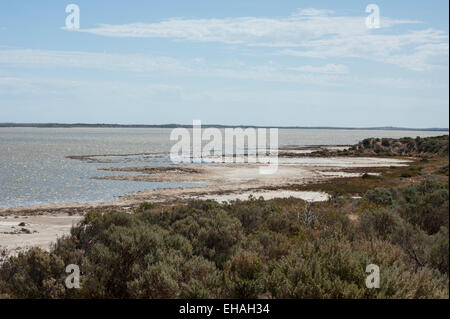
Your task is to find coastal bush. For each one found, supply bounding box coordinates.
[359,209,400,240]
[364,188,393,206]
[396,180,449,234]
[437,165,449,176]
[381,138,390,147]
[358,180,449,278]
[0,179,448,299]
[0,248,66,298]
[428,227,449,275]
[350,135,448,156]
[224,250,266,298]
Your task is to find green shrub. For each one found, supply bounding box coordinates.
[359,209,400,240]
[0,248,66,298]
[0,180,448,299]
[225,250,265,298]
[364,188,393,206]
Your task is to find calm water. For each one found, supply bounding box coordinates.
[0,127,447,207]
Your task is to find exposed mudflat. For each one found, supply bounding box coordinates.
[0,154,411,253]
[0,214,83,255]
[185,190,330,203]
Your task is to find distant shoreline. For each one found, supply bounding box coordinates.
[0,123,448,132]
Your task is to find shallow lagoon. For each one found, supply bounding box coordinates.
[0,127,446,207]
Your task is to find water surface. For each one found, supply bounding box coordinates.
[0,127,446,207]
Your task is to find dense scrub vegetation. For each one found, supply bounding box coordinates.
[344,135,449,157]
[280,135,448,159]
[297,135,449,197]
[1,178,448,299]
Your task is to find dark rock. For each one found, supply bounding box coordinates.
[20,228,31,234]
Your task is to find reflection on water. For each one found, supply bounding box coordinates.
[0,127,447,207]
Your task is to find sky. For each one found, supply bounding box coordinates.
[0,0,448,128]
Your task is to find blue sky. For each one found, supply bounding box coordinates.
[0,1,448,127]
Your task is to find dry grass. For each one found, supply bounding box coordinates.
[292,155,449,196]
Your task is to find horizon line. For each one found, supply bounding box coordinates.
[0,122,448,132]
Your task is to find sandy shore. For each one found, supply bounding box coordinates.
[0,155,411,254]
[185,190,330,203]
[0,215,83,254]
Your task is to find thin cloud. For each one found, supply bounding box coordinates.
[276,29,448,71]
[0,49,189,73]
[63,9,448,71]
[0,49,350,86]
[76,11,418,46]
[290,64,349,74]
[293,8,336,16]
[0,48,444,91]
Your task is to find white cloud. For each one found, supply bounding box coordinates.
[66,9,448,71]
[0,76,182,99]
[293,8,335,16]
[0,49,188,73]
[277,28,448,71]
[0,50,349,87]
[290,64,349,74]
[0,48,446,90]
[384,42,449,72]
[74,10,419,46]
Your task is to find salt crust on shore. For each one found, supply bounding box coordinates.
[0,155,411,253]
